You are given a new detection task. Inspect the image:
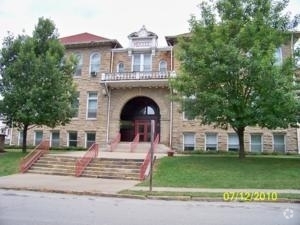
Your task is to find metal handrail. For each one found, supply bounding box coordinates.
[75,143,99,177]
[19,140,50,173]
[130,133,140,152]
[139,134,159,180]
[110,133,121,152]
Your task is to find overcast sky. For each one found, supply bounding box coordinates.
[0,0,299,47]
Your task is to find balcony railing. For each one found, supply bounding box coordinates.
[101,71,175,82]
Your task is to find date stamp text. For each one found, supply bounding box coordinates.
[223,191,278,201]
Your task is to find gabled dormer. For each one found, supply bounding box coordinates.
[128,26,158,56]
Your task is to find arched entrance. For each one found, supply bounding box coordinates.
[120,96,160,142]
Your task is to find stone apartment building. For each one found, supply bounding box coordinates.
[9,26,300,153]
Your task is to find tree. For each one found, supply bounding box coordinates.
[171,0,300,159]
[0,18,77,153]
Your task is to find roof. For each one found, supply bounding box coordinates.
[59,32,109,44]
[165,33,190,46]
[59,32,122,48]
[166,31,300,46]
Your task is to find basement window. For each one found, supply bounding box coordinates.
[51,131,60,147]
[228,133,239,151]
[183,132,195,151]
[86,132,96,148]
[68,131,78,147]
[34,131,43,146]
[205,133,218,151]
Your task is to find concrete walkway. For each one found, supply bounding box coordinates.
[0,173,140,196]
[1,173,300,198]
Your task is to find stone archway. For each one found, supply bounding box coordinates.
[120,96,160,142]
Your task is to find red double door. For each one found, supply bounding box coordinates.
[134,120,157,142]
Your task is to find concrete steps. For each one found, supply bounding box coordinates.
[26,154,144,180]
[82,158,143,180]
[27,155,77,176]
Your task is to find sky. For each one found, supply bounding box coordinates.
[0,0,299,47]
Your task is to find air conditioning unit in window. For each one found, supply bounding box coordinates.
[90,71,97,77]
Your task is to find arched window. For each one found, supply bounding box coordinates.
[159,60,167,73]
[137,106,155,115]
[74,53,82,76]
[117,62,125,73]
[90,53,100,75]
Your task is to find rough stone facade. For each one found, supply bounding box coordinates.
[9,27,300,154]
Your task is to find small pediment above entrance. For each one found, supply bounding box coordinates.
[128,25,158,49]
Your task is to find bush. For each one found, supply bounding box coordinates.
[4,144,87,151]
[4,144,35,150]
[49,146,87,151]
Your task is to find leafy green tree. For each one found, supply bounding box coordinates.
[0,18,77,153]
[171,0,300,159]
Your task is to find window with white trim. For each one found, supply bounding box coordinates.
[183,111,195,121]
[273,133,285,153]
[90,53,100,75]
[182,95,196,120]
[159,60,167,73]
[34,131,43,146]
[72,92,80,118]
[228,133,239,151]
[250,134,262,152]
[205,133,218,151]
[274,47,283,66]
[87,92,98,119]
[18,131,23,146]
[132,53,152,72]
[183,132,195,151]
[86,132,96,148]
[74,53,82,76]
[68,131,77,147]
[117,62,125,73]
[51,131,60,147]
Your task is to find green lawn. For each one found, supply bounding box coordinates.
[0,151,25,176]
[142,155,300,189]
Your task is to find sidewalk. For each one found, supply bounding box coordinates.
[0,173,299,201]
[0,173,140,196]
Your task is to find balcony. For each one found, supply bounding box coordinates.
[100,71,176,88]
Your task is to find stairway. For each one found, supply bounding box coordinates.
[27,155,77,176]
[81,158,143,180]
[25,142,169,179]
[26,154,144,180]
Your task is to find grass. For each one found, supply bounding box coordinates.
[0,151,25,176]
[0,150,299,200]
[119,190,300,201]
[0,149,72,176]
[140,155,300,189]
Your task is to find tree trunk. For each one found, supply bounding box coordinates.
[22,124,28,153]
[236,127,245,159]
